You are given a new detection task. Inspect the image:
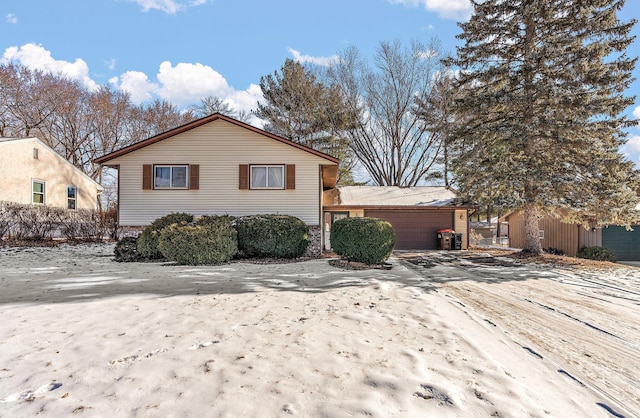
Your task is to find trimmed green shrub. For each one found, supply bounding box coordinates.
[114,236,145,262]
[194,214,236,228]
[576,246,616,262]
[137,212,194,259]
[235,214,309,258]
[157,218,238,265]
[330,217,396,265]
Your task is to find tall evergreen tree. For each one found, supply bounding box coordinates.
[255,59,357,184]
[447,0,638,254]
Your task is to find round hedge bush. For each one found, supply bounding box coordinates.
[114,236,145,262]
[157,217,238,265]
[330,217,396,265]
[576,246,616,262]
[137,212,194,259]
[235,214,309,258]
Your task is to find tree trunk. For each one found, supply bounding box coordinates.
[523,203,542,254]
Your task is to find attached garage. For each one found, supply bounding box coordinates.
[602,226,640,261]
[323,186,469,251]
[365,209,454,250]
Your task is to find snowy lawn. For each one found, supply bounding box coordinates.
[0,244,638,417]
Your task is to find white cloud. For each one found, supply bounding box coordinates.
[633,106,640,121]
[1,43,99,91]
[3,43,261,116]
[103,58,117,71]
[621,135,640,168]
[155,61,233,106]
[288,48,339,67]
[416,49,438,60]
[6,13,17,24]
[110,71,158,103]
[389,0,472,20]
[224,83,262,110]
[126,0,208,14]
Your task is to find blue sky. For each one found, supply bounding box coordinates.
[2,0,640,163]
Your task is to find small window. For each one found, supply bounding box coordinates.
[539,230,545,239]
[67,186,77,210]
[32,180,45,204]
[250,165,284,189]
[154,165,188,189]
[33,148,39,159]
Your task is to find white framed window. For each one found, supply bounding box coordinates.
[539,230,545,239]
[32,180,45,204]
[250,165,284,189]
[154,165,188,189]
[67,186,77,210]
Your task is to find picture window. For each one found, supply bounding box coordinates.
[154,165,188,189]
[250,165,284,189]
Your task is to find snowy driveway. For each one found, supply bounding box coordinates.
[400,251,640,417]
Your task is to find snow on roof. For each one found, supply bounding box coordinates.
[325,186,457,207]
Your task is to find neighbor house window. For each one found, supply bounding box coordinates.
[154,165,188,189]
[32,180,45,204]
[67,186,77,210]
[250,165,284,189]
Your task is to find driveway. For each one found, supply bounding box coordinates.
[398,250,640,417]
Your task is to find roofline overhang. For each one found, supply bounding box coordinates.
[94,113,340,165]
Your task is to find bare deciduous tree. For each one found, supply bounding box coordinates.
[327,39,447,187]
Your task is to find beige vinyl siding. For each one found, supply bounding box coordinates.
[454,209,469,250]
[109,119,335,226]
[0,138,101,210]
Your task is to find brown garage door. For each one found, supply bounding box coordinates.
[365,210,454,250]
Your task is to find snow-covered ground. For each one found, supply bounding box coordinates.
[0,244,638,417]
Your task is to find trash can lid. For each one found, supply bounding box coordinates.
[437,228,455,233]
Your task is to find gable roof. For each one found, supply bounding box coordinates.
[0,137,103,191]
[324,186,461,208]
[93,113,341,165]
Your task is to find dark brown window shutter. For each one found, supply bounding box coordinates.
[286,164,295,190]
[142,164,152,190]
[239,164,249,189]
[189,164,199,190]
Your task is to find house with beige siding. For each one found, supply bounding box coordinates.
[94,113,339,253]
[0,137,103,210]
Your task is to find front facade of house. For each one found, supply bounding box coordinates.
[95,113,339,252]
[0,137,103,210]
[323,186,469,251]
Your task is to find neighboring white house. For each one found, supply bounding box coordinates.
[0,137,103,210]
[94,113,339,253]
